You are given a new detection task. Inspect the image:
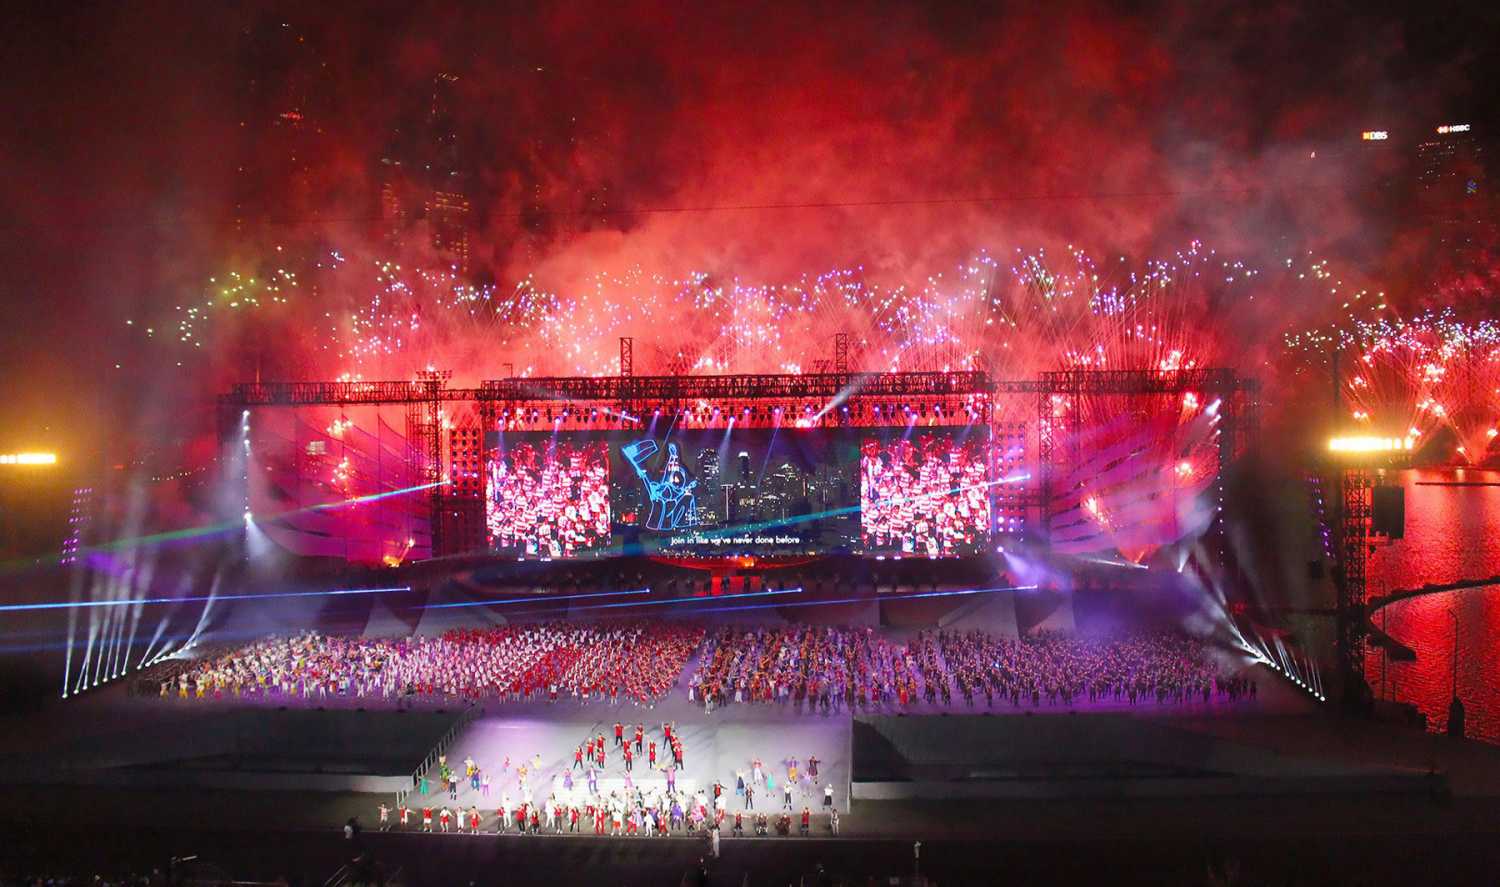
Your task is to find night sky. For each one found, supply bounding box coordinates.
[1,1,1497,467]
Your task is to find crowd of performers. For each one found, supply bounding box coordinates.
[930,629,1257,708]
[686,626,1250,713]
[161,621,1248,714]
[688,624,929,712]
[859,435,990,557]
[377,721,841,839]
[161,621,702,705]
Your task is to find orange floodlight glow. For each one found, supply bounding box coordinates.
[0,452,58,465]
[1327,436,1414,453]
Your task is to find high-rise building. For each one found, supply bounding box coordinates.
[428,73,462,181]
[1414,123,1484,210]
[379,180,410,246]
[694,449,723,525]
[378,72,474,271]
[696,448,721,483]
[426,190,471,272]
[1353,122,1492,254]
[232,19,332,236]
[0,456,80,561]
[1355,124,1486,206]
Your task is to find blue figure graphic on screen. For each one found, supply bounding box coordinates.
[623,439,698,531]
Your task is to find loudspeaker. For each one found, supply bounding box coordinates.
[1307,560,1325,581]
[1372,485,1405,539]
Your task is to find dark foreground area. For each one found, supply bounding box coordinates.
[7,789,1500,886]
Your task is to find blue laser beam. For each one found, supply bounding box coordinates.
[424,586,805,615]
[0,586,413,614]
[573,586,804,611]
[423,587,653,610]
[426,586,808,620]
[3,480,450,578]
[679,583,1039,615]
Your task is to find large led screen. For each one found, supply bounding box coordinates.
[485,426,1001,559]
[611,428,858,555]
[485,434,611,558]
[860,430,991,557]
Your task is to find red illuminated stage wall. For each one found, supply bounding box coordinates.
[1044,393,1221,564]
[247,408,431,564]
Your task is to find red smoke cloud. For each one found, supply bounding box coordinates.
[0,1,1492,458]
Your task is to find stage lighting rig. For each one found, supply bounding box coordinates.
[1322,431,1413,707]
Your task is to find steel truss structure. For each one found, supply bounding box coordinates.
[1334,468,1372,702]
[222,365,1256,557]
[478,370,994,405]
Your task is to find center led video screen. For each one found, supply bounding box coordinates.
[611,428,858,555]
[484,426,992,559]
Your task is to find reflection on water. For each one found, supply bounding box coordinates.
[1363,469,1500,743]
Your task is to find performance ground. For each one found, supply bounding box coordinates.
[441,709,851,815]
[9,636,1500,884]
[6,663,1494,885]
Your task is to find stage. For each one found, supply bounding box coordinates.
[439,710,851,816]
[9,657,1500,885]
[7,691,1500,886]
[6,654,1393,804]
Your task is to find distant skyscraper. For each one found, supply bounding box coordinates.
[232,18,332,236]
[697,448,720,483]
[378,72,474,271]
[425,190,471,272]
[380,180,410,246]
[428,73,462,181]
[1415,124,1484,208]
[1353,123,1490,249]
